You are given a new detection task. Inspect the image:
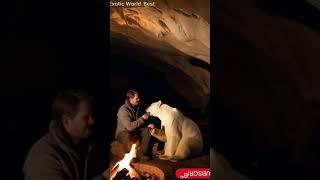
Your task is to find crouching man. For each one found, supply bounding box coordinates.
[115,90,157,161]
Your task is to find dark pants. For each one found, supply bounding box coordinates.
[117,128,156,156]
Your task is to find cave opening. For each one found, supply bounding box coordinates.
[109,41,209,150]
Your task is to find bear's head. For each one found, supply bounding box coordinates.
[146,100,162,117]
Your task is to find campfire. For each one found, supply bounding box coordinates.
[110,143,164,180]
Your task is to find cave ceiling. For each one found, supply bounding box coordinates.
[110,0,210,108]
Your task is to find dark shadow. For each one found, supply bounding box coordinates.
[189,57,210,71]
[256,0,320,31]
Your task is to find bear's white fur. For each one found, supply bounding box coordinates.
[146,100,203,161]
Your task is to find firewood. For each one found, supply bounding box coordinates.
[129,164,142,179]
[151,173,156,180]
[110,164,119,179]
[144,172,151,178]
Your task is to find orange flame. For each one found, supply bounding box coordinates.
[110,143,139,179]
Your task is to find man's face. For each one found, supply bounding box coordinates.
[129,94,140,107]
[64,100,94,140]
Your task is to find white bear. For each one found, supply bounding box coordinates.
[146,100,203,161]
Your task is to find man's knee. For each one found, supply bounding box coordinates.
[117,131,131,144]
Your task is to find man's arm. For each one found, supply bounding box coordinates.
[23,149,71,180]
[117,109,145,131]
[24,148,107,180]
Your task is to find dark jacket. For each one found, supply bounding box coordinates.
[23,120,107,180]
[115,101,145,138]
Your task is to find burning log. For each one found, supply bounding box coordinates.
[110,164,119,179]
[129,164,141,179]
[110,143,163,180]
[133,163,163,180]
[110,144,141,179]
[112,165,143,180]
[113,169,160,180]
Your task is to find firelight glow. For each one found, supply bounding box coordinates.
[110,143,139,179]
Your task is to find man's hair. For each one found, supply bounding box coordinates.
[52,89,92,121]
[126,89,139,101]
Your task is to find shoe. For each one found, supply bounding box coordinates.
[133,153,152,162]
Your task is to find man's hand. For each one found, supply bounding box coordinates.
[142,112,150,120]
[148,124,155,135]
